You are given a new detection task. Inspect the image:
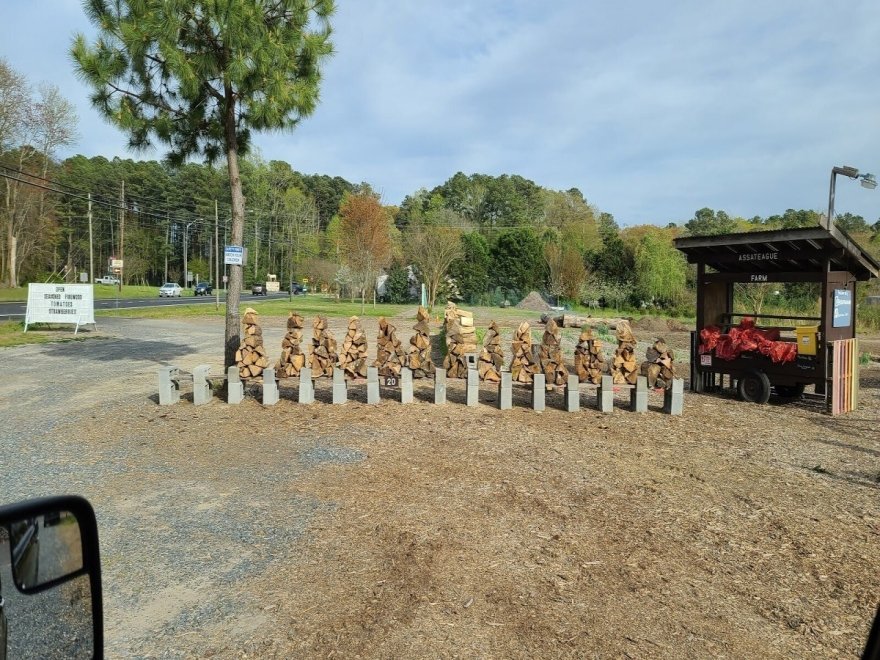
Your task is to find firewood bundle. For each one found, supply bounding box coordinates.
[309,316,338,377]
[640,338,676,389]
[236,308,270,379]
[538,318,569,389]
[478,321,505,382]
[406,306,435,378]
[338,316,369,379]
[611,320,639,385]
[443,302,478,378]
[374,317,407,377]
[510,321,538,383]
[276,311,307,378]
[573,326,608,384]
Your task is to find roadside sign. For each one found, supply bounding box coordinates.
[110,258,123,269]
[222,275,228,284]
[79,272,88,283]
[225,245,244,265]
[25,283,96,334]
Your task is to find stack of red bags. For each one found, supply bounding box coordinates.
[699,317,797,364]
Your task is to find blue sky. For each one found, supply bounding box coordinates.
[2,0,879,226]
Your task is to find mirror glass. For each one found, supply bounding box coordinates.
[1,510,92,658]
[7,510,83,590]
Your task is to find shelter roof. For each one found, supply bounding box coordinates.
[674,226,879,281]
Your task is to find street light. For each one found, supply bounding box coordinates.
[827,165,876,229]
[183,221,194,289]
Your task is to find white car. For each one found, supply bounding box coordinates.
[158,283,182,297]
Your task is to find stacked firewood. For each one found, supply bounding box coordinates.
[338,316,369,379]
[510,321,538,383]
[406,306,435,378]
[477,321,505,382]
[276,311,307,378]
[538,318,569,389]
[374,317,407,377]
[611,320,639,385]
[309,316,338,377]
[640,338,676,389]
[236,308,270,378]
[573,326,607,384]
[443,303,478,378]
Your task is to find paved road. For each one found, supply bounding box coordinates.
[0,291,294,317]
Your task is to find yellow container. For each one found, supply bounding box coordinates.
[795,325,819,356]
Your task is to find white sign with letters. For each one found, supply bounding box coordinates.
[25,283,96,334]
[225,245,244,265]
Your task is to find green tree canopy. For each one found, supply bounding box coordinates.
[72,0,335,368]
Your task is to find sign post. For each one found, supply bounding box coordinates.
[25,284,96,334]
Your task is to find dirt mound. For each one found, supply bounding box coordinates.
[515,291,552,312]
[633,315,690,333]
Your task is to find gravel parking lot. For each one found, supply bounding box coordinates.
[1,315,878,658]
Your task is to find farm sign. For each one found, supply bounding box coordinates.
[25,283,96,334]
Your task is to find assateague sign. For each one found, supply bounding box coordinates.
[25,283,96,334]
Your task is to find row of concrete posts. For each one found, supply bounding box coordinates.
[159,364,684,415]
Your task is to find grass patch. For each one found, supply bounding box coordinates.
[0,284,216,302]
[0,321,94,348]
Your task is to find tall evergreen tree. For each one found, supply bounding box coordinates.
[72,0,335,369]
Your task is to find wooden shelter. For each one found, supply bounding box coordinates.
[674,225,878,413]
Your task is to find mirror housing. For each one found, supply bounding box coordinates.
[0,495,103,658]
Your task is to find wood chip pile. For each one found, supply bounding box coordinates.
[573,326,607,384]
[478,321,505,382]
[641,338,676,389]
[611,320,639,385]
[510,321,538,383]
[309,316,338,377]
[443,302,478,379]
[236,308,270,378]
[406,306,435,378]
[374,317,407,377]
[338,316,369,379]
[276,311,306,378]
[538,318,569,389]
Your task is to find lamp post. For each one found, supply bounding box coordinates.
[826,165,877,229]
[183,221,194,289]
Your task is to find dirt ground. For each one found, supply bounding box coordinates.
[4,310,879,658]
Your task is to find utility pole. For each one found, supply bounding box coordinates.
[215,200,220,308]
[118,180,124,293]
[88,193,94,284]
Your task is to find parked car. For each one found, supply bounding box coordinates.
[194,282,213,296]
[159,283,182,297]
[291,282,306,295]
[251,283,267,296]
[94,275,119,285]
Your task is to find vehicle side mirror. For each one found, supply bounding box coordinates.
[0,496,103,659]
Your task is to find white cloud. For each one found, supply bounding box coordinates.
[1,1,878,224]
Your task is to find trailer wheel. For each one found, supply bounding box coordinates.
[738,371,771,404]
[774,383,805,399]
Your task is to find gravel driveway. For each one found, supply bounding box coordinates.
[1,317,357,657]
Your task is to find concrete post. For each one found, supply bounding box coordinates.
[630,376,648,413]
[227,365,243,404]
[400,367,413,404]
[565,374,580,412]
[332,368,347,404]
[298,367,314,404]
[434,369,446,405]
[663,378,684,415]
[158,366,180,405]
[192,364,212,406]
[498,370,512,410]
[466,366,479,407]
[598,374,614,413]
[532,373,546,411]
[367,366,380,404]
[262,367,279,406]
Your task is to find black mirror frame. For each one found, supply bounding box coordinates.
[0,495,103,658]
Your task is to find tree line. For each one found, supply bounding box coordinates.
[3,59,879,315]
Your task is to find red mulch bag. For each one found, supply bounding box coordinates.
[768,341,797,364]
[699,325,721,353]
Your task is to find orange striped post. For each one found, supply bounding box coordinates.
[831,339,859,415]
